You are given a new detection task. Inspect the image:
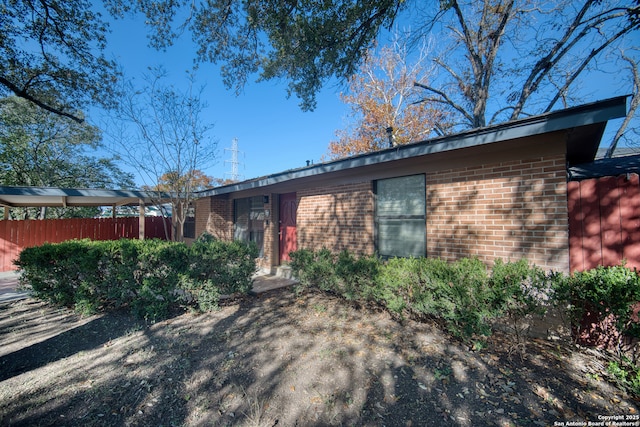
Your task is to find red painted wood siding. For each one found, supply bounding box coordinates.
[568,174,640,272]
[0,217,171,272]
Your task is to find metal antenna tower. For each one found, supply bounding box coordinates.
[224,138,244,181]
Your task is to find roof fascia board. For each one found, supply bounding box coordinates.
[199,96,627,197]
[0,186,153,198]
[0,186,177,207]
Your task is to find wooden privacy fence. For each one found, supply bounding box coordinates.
[568,173,640,272]
[0,216,171,272]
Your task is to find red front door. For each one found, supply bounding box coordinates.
[279,192,297,263]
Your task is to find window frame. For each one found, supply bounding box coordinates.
[374,174,426,259]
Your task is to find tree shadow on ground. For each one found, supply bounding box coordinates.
[0,289,637,426]
[0,307,142,382]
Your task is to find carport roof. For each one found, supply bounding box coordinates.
[0,186,172,208]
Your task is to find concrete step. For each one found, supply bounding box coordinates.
[250,273,298,296]
[275,265,294,280]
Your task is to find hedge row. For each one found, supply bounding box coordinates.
[15,233,258,321]
[289,248,640,347]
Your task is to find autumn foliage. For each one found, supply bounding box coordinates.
[328,42,447,159]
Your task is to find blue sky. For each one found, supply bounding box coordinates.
[93,6,637,187]
[95,11,350,185]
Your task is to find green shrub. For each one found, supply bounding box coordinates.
[188,233,258,295]
[17,240,102,309]
[436,258,493,338]
[133,240,190,320]
[288,248,314,289]
[377,257,492,337]
[180,276,220,312]
[488,259,554,339]
[289,248,338,293]
[371,257,408,313]
[290,248,380,299]
[376,257,449,315]
[554,264,640,340]
[334,250,380,301]
[290,249,556,343]
[16,234,258,320]
[96,239,143,306]
[608,358,640,397]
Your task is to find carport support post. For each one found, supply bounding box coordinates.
[139,199,145,240]
[3,207,8,220]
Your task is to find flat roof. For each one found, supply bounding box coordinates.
[197,95,627,198]
[0,186,173,208]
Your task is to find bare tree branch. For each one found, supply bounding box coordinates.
[605,51,639,158]
[511,1,637,119]
[544,26,630,113]
[0,76,83,123]
[414,81,474,125]
[106,70,217,241]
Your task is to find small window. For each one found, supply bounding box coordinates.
[375,175,426,258]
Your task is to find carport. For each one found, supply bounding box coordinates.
[0,186,173,239]
[0,186,175,272]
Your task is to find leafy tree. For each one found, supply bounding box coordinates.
[142,169,214,240]
[104,0,406,111]
[211,177,239,187]
[0,96,135,219]
[109,69,216,241]
[107,0,637,143]
[328,39,447,158]
[1,0,121,122]
[5,0,636,141]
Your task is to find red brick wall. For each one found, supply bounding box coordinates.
[195,196,233,241]
[194,197,209,238]
[297,182,375,255]
[195,195,275,271]
[426,155,568,272]
[195,151,569,272]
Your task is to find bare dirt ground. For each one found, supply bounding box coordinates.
[0,288,638,427]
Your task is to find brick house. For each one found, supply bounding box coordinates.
[194,96,627,274]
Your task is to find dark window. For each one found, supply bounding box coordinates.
[183,205,196,238]
[234,196,265,256]
[375,174,426,258]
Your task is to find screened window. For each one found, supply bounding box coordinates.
[375,175,426,258]
[234,196,265,256]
